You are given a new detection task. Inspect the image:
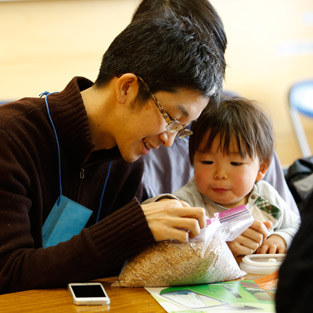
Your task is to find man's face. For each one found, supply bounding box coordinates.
[116,88,209,162]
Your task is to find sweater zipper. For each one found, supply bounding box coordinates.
[80,159,112,180]
[80,168,85,179]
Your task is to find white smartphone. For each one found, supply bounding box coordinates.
[68,282,110,306]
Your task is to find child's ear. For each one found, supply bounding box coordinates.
[256,161,269,181]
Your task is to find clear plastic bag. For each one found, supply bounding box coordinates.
[213,204,254,241]
[113,206,252,287]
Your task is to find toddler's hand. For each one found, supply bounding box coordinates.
[227,220,272,257]
[256,235,287,254]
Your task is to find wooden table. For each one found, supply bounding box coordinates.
[0,272,265,313]
[0,276,166,313]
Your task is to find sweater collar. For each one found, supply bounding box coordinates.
[45,77,121,164]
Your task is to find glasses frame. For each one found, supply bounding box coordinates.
[137,76,193,139]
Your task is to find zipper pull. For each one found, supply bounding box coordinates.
[80,168,85,179]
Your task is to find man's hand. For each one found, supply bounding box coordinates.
[141,199,206,242]
[227,220,272,257]
[256,235,287,254]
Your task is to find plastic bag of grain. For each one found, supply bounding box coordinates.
[112,207,250,287]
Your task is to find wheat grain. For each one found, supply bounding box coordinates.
[113,237,245,287]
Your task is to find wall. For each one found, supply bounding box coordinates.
[211,0,313,166]
[1,0,313,166]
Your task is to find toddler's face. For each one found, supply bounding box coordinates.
[193,136,267,208]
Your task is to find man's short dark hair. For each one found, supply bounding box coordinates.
[95,14,224,102]
[132,0,227,71]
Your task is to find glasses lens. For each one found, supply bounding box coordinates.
[166,121,184,133]
[166,121,193,138]
[177,129,193,139]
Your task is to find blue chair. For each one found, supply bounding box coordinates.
[288,79,313,157]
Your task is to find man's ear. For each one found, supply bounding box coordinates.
[115,73,139,104]
[256,161,270,181]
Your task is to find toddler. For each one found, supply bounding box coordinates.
[172,96,300,256]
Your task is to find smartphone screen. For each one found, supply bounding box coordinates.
[68,283,110,305]
[71,284,107,297]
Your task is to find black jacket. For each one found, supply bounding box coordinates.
[0,77,155,293]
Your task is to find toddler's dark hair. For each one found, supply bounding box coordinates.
[189,96,274,165]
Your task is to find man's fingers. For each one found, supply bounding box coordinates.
[168,201,206,230]
[178,200,191,208]
[142,200,206,242]
[159,226,190,242]
[172,217,201,239]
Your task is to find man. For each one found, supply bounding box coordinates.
[0,13,225,293]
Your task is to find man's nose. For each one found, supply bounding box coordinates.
[159,131,176,147]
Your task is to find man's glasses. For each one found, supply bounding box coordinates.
[137,76,193,139]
